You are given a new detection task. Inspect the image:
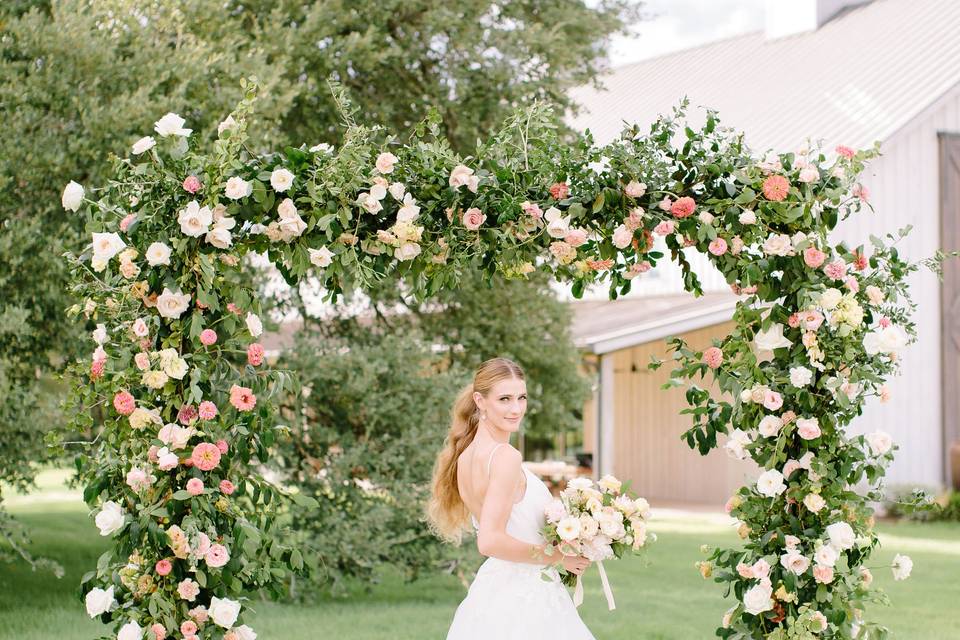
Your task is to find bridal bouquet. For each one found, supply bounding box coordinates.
[541,474,654,610]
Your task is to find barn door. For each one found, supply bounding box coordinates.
[939,132,960,489]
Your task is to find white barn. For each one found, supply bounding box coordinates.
[568,0,960,496]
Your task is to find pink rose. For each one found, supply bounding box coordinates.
[230,384,256,411]
[803,247,826,269]
[186,478,204,496]
[549,182,569,200]
[751,559,771,580]
[246,342,265,366]
[150,623,167,640]
[194,533,211,557]
[198,401,217,420]
[763,391,783,411]
[177,578,200,601]
[113,390,136,415]
[845,276,860,292]
[119,214,137,232]
[148,445,159,463]
[797,418,822,440]
[191,442,222,471]
[461,207,486,231]
[219,479,236,495]
[180,621,198,636]
[205,543,230,568]
[783,459,801,478]
[624,261,652,280]
[671,197,696,218]
[736,562,754,579]
[653,220,675,236]
[823,260,847,280]
[813,565,834,584]
[182,176,202,194]
[658,196,673,211]
[724,496,738,514]
[702,346,723,369]
[199,329,217,346]
[189,606,209,623]
[155,559,172,576]
[708,238,728,256]
[521,201,543,219]
[801,311,824,331]
[624,180,645,198]
[132,317,149,338]
[565,228,588,247]
[612,225,633,249]
[762,175,790,201]
[836,145,855,159]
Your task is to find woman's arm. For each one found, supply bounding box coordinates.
[475,446,555,565]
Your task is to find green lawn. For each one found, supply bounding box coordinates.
[2,472,958,639]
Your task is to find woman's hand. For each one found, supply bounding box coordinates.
[560,554,592,576]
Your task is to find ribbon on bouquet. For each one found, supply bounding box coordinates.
[572,560,617,611]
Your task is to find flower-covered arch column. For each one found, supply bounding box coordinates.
[66,81,921,639]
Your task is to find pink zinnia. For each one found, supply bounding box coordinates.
[90,358,105,381]
[247,343,264,366]
[823,260,847,280]
[155,559,172,576]
[708,238,728,256]
[198,401,217,420]
[178,404,198,425]
[119,213,137,232]
[762,175,790,201]
[670,196,696,218]
[654,220,675,236]
[191,442,222,471]
[182,176,202,194]
[113,390,136,416]
[150,623,167,640]
[230,384,256,411]
[205,543,230,568]
[186,478,204,496]
[216,439,229,454]
[219,479,236,495]
[549,182,569,200]
[702,346,723,369]
[879,317,891,328]
[180,621,198,636]
[199,329,217,346]
[836,145,855,159]
[803,246,826,269]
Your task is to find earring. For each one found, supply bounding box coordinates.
[481,412,487,422]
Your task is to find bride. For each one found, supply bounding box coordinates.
[427,357,596,640]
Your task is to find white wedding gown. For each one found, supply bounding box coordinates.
[446,444,596,639]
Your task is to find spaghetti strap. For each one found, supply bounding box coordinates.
[485,443,508,477]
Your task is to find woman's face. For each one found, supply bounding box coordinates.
[475,377,527,434]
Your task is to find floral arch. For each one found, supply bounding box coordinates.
[66,80,921,639]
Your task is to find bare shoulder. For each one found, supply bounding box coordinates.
[489,444,522,470]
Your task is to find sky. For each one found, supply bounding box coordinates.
[608,0,764,67]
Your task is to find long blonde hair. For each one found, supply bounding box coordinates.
[426,357,525,544]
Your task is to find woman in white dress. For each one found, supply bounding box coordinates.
[427,357,596,640]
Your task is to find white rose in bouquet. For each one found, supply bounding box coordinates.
[94,501,125,536]
[209,596,241,628]
[62,181,85,211]
[84,586,116,617]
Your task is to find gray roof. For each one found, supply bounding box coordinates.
[569,0,960,151]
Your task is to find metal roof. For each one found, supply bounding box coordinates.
[568,0,960,152]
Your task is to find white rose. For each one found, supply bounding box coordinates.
[225,176,252,200]
[94,501,125,536]
[92,232,126,262]
[156,288,191,319]
[308,247,334,268]
[270,168,295,193]
[360,192,383,214]
[724,429,752,460]
[146,242,172,266]
[763,233,794,256]
[375,152,398,174]
[217,115,237,135]
[826,522,855,550]
[891,554,913,581]
[865,430,893,456]
[157,446,179,471]
[206,225,233,249]
[92,323,108,345]
[154,112,191,137]
[803,493,826,512]
[556,516,582,541]
[598,475,622,493]
[779,551,810,575]
[863,325,908,355]
[117,621,143,640]
[738,209,756,225]
[865,285,884,306]
[310,142,333,154]
[85,585,116,617]
[758,415,784,438]
[234,625,258,640]
[397,193,420,222]
[164,356,189,380]
[754,323,792,353]
[394,242,422,261]
[798,166,820,183]
[743,582,774,615]
[789,365,813,387]
[449,164,475,189]
[756,469,786,498]
[277,198,298,220]
[633,497,651,519]
[820,288,843,310]
[814,544,838,568]
[246,312,263,337]
[278,213,307,241]
[177,201,213,237]
[131,136,156,155]
[698,211,715,225]
[544,207,570,238]
[388,182,406,200]
[209,596,242,628]
[158,423,194,450]
[62,181,85,211]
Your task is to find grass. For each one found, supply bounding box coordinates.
[2,472,959,639]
